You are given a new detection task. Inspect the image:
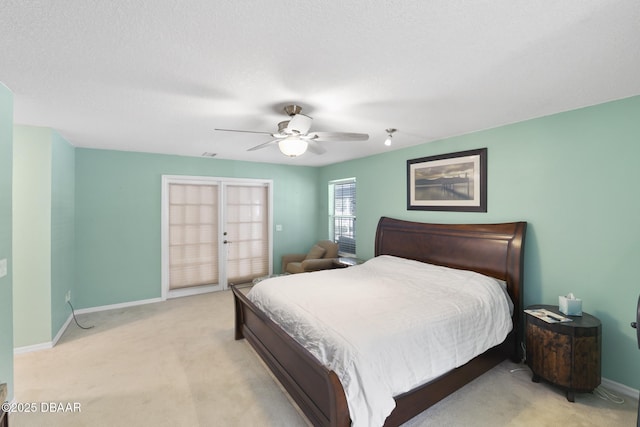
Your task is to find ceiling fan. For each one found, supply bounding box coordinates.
[215,104,369,157]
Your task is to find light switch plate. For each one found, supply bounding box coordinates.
[0,259,7,278]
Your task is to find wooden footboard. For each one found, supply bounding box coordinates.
[233,284,512,427]
[385,340,510,426]
[232,284,350,427]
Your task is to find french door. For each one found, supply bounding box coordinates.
[161,175,272,299]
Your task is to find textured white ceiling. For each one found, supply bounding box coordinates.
[1,0,639,166]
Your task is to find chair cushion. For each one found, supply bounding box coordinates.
[305,244,326,260]
[319,240,339,258]
[285,262,305,274]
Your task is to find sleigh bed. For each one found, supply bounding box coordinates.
[231,217,526,426]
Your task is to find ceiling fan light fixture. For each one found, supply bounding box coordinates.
[279,136,308,157]
[384,128,397,146]
[216,104,368,157]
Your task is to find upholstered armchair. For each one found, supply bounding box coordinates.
[281,240,339,274]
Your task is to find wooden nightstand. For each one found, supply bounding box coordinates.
[525,304,601,402]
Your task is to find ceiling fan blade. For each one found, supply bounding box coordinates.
[308,132,369,142]
[215,128,274,135]
[285,114,313,135]
[306,140,326,155]
[247,139,279,151]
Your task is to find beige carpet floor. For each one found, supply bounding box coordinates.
[11,289,638,426]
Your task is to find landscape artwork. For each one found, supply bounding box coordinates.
[407,148,487,212]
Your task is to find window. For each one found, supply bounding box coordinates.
[329,178,356,256]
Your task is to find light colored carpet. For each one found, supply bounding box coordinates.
[11,290,638,426]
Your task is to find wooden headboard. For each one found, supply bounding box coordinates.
[375,217,527,358]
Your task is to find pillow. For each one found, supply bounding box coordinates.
[495,278,514,315]
[305,245,326,260]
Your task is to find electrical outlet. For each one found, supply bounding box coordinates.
[0,259,7,278]
[65,290,71,303]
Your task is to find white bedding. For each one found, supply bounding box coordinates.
[247,255,513,427]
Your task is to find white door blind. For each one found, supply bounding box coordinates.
[226,185,269,284]
[168,183,219,289]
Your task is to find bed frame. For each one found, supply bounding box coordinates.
[231,217,527,426]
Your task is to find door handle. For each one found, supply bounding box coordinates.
[634,295,640,349]
[223,240,232,244]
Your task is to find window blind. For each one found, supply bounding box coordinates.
[330,179,356,255]
[225,185,269,284]
[168,183,219,289]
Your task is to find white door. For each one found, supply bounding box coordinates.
[162,176,272,299]
[223,183,271,286]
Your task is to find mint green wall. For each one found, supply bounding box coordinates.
[5,95,639,394]
[0,84,14,399]
[13,126,52,347]
[74,149,319,309]
[318,95,640,390]
[51,132,75,338]
[12,126,75,347]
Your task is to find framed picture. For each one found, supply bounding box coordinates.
[407,148,487,212]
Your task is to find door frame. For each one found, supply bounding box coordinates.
[160,175,273,300]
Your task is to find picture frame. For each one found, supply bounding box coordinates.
[407,148,487,212]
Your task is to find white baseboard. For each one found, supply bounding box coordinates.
[14,297,162,354]
[14,341,53,355]
[601,377,639,399]
[166,284,218,299]
[74,297,163,315]
[14,313,73,355]
[52,313,73,346]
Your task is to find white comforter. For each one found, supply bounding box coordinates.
[247,255,513,427]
